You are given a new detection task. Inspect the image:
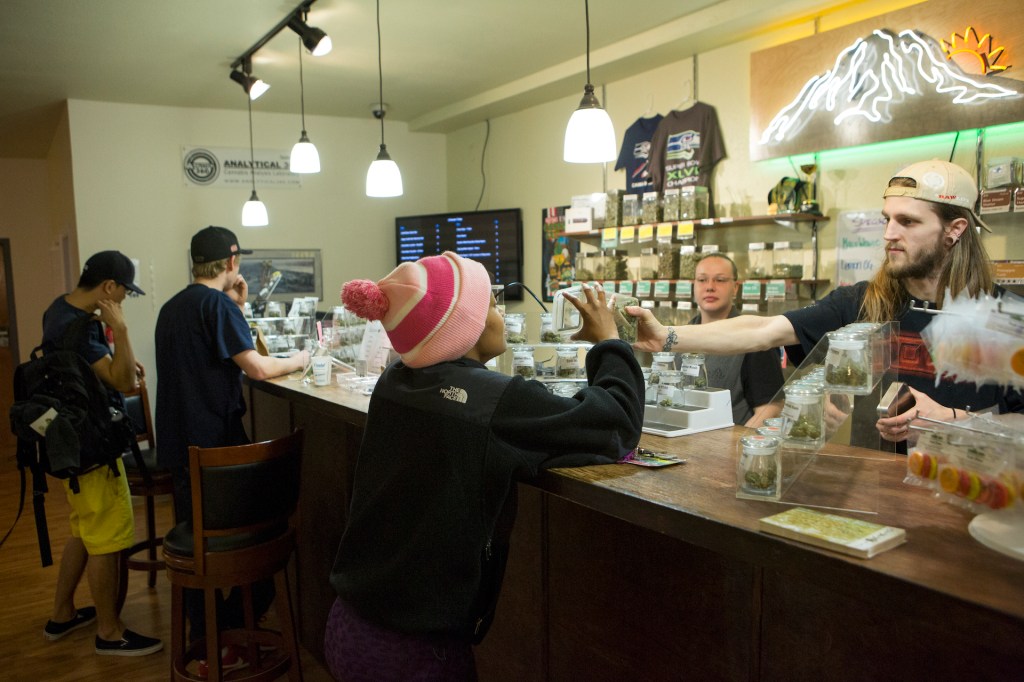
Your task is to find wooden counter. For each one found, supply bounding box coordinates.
[247,375,1024,681]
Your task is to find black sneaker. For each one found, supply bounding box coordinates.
[95,629,164,656]
[44,606,97,641]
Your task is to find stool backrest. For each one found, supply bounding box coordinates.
[187,430,304,566]
[122,378,155,451]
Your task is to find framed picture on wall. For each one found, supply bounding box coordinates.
[236,249,323,303]
[541,206,577,302]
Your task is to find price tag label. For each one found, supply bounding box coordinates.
[656,223,674,239]
[676,221,695,239]
[619,226,635,243]
[638,225,654,242]
[601,228,619,249]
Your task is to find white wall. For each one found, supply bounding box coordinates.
[446,5,1024,324]
[67,99,446,391]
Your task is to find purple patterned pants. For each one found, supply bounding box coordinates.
[324,597,477,682]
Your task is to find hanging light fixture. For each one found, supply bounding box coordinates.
[365,0,403,197]
[563,0,616,163]
[229,57,270,101]
[287,12,332,56]
[289,34,321,174]
[242,96,269,227]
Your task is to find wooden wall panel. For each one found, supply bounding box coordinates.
[545,495,757,682]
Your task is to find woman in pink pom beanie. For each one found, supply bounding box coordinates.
[324,252,645,681]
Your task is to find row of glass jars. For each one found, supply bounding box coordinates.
[505,312,563,345]
[645,352,709,407]
[511,345,584,379]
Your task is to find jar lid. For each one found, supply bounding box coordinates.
[513,345,534,352]
[555,345,578,353]
[785,384,823,402]
[762,417,784,428]
[680,353,706,362]
[756,425,782,437]
[652,352,676,362]
[827,330,867,350]
[740,434,779,452]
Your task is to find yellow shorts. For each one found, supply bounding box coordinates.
[63,458,135,555]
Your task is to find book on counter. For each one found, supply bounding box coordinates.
[759,507,907,559]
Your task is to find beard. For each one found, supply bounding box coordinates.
[885,235,946,280]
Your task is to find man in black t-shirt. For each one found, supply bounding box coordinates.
[628,159,1022,447]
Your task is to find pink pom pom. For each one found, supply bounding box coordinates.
[341,280,389,320]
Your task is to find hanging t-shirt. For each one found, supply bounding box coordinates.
[649,103,726,213]
[614,115,663,194]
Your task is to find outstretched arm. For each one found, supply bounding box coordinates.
[627,306,800,355]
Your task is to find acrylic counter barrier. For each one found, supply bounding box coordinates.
[245,374,1024,681]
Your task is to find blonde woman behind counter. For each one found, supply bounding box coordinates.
[628,159,1024,447]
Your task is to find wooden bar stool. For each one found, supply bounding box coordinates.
[122,378,174,587]
[163,430,304,682]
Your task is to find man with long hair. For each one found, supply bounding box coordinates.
[629,159,1021,446]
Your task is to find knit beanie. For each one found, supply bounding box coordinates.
[341,252,492,368]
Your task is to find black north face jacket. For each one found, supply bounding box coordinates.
[330,339,644,642]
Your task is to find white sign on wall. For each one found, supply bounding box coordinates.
[836,211,886,286]
[181,146,301,189]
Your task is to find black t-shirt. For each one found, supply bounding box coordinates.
[154,284,256,468]
[615,115,663,194]
[783,281,1022,414]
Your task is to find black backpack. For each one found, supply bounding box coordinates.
[3,315,146,566]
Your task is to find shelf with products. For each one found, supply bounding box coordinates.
[559,212,831,304]
[557,212,829,245]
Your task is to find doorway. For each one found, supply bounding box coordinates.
[0,239,20,450]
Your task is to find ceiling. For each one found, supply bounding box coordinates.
[0,0,834,158]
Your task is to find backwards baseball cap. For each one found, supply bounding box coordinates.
[80,251,145,295]
[341,252,492,368]
[882,159,991,232]
[190,225,254,263]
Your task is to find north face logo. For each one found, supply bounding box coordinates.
[440,386,468,403]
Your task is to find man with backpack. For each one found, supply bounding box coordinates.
[39,250,162,656]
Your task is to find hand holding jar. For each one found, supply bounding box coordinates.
[562,285,619,344]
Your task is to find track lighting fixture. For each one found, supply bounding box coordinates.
[290,37,321,173]
[366,0,403,197]
[229,1,330,102]
[287,13,332,56]
[242,96,269,227]
[564,0,616,163]
[230,58,270,101]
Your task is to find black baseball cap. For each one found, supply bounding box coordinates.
[80,251,145,295]
[190,225,253,264]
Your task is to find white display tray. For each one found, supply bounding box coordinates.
[968,511,1024,562]
[642,387,735,438]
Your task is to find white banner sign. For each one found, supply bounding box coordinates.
[181,145,301,189]
[836,211,886,286]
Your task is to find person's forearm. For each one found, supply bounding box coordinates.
[107,325,138,392]
[663,314,798,355]
[744,402,783,428]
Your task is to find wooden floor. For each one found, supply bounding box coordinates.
[0,448,333,681]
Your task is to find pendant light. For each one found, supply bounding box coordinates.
[289,34,321,174]
[563,0,616,163]
[365,0,403,197]
[242,96,269,227]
